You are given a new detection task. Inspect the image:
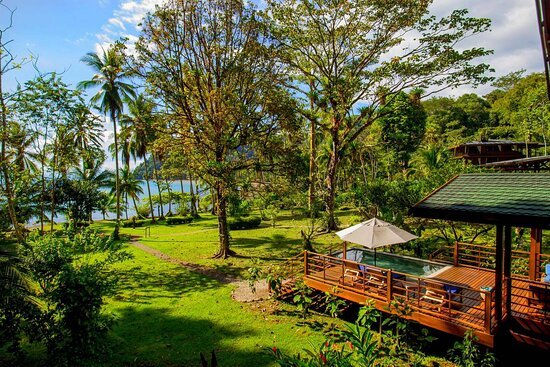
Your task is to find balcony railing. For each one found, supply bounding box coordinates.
[304,251,495,334]
[429,242,550,279]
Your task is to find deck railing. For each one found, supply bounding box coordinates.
[430,242,550,278]
[304,251,495,333]
[510,277,550,320]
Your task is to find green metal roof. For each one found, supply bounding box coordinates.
[410,173,550,228]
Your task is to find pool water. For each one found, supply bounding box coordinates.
[341,248,447,277]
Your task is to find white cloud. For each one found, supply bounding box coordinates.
[428,0,543,96]
[95,0,164,52]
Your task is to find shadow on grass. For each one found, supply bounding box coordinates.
[114,263,224,304]
[109,307,273,367]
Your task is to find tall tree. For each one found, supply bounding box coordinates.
[378,91,427,171]
[78,47,135,239]
[134,0,296,258]
[120,94,157,222]
[268,0,493,229]
[0,1,27,242]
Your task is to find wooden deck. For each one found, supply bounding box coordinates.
[302,251,550,348]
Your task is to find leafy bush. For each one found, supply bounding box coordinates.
[228,195,251,217]
[448,330,495,367]
[20,229,131,365]
[165,216,193,225]
[121,219,152,228]
[227,216,261,230]
[136,203,151,218]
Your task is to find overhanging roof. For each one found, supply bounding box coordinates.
[480,155,550,169]
[409,173,550,228]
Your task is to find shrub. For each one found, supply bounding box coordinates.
[136,203,150,218]
[121,219,152,228]
[165,216,193,225]
[227,216,261,230]
[20,229,131,365]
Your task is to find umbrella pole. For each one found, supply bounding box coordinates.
[374,248,377,266]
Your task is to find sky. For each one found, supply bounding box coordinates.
[1,0,545,168]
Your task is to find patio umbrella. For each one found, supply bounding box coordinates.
[335,217,418,265]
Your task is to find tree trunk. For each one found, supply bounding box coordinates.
[325,132,340,231]
[210,185,216,215]
[0,74,24,243]
[166,179,173,214]
[111,108,121,239]
[132,195,140,218]
[189,171,198,217]
[151,153,164,218]
[144,155,156,223]
[125,192,129,220]
[307,80,317,217]
[50,140,58,232]
[308,119,317,216]
[213,179,234,259]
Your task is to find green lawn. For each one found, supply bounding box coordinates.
[104,244,343,367]
[96,210,358,279]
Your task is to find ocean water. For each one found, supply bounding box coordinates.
[29,180,204,225]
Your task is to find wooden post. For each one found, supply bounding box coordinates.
[529,228,542,281]
[323,256,326,280]
[484,290,493,334]
[304,251,308,276]
[504,225,512,321]
[342,241,347,260]
[454,241,459,266]
[387,270,393,303]
[494,225,503,327]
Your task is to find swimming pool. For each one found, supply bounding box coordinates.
[338,248,449,277]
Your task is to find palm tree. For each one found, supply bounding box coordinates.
[78,47,135,239]
[68,103,103,170]
[72,156,114,222]
[97,192,116,220]
[115,167,144,219]
[120,94,157,222]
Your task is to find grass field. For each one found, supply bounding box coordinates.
[104,244,347,366]
[96,210,358,278]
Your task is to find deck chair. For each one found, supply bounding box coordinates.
[341,262,363,286]
[420,283,451,312]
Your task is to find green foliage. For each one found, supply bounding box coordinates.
[357,300,380,330]
[323,291,346,318]
[292,281,313,318]
[228,216,262,230]
[165,216,194,225]
[265,265,285,298]
[247,259,263,294]
[228,195,252,217]
[14,228,131,365]
[447,330,495,367]
[263,205,280,227]
[270,316,379,366]
[378,92,427,169]
[136,203,151,218]
[0,242,37,360]
[121,219,152,228]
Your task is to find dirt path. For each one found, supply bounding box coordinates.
[129,240,270,302]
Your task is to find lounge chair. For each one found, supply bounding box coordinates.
[420,282,461,312]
